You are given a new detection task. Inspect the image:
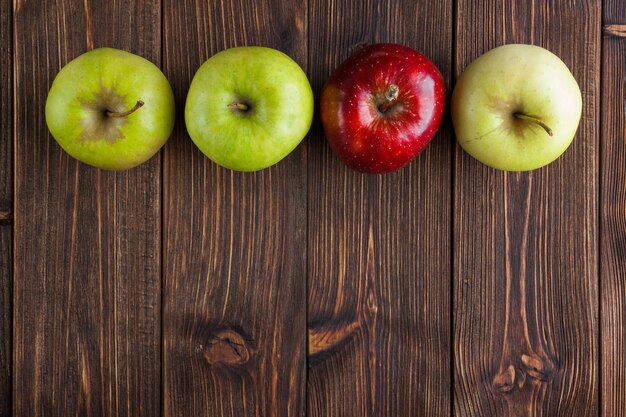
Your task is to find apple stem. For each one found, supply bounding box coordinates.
[514,112,553,136]
[378,84,399,113]
[107,100,144,118]
[228,103,249,111]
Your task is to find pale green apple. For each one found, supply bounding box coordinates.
[451,44,582,171]
[45,47,175,170]
[185,46,314,171]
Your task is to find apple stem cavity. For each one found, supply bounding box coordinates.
[514,112,554,137]
[378,84,399,113]
[228,102,250,112]
[107,100,144,118]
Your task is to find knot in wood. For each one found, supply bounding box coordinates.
[492,354,557,395]
[366,291,378,314]
[308,319,361,362]
[0,209,12,224]
[492,364,516,394]
[202,329,250,366]
[521,353,556,382]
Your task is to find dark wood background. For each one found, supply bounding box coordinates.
[1,0,624,415]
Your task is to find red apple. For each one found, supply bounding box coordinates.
[320,43,446,173]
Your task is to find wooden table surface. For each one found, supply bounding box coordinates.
[1,0,625,415]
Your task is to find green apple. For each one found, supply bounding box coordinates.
[185,46,314,171]
[451,44,582,171]
[45,47,175,170]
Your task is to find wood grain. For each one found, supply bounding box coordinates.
[0,0,12,413]
[162,1,307,416]
[601,1,626,415]
[13,0,162,415]
[5,0,625,414]
[453,1,600,416]
[306,0,453,415]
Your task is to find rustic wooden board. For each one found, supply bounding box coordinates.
[6,0,626,414]
[161,1,307,416]
[306,0,453,415]
[13,1,162,415]
[601,2,626,415]
[453,1,600,416]
[0,225,9,417]
[0,0,12,413]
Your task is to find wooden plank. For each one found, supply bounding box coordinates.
[601,1,626,415]
[161,1,307,416]
[0,223,9,417]
[306,1,452,415]
[13,1,162,415]
[0,0,12,413]
[454,1,599,415]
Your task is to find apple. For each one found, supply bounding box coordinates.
[451,44,582,171]
[185,46,314,171]
[45,47,175,170]
[320,43,446,174]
